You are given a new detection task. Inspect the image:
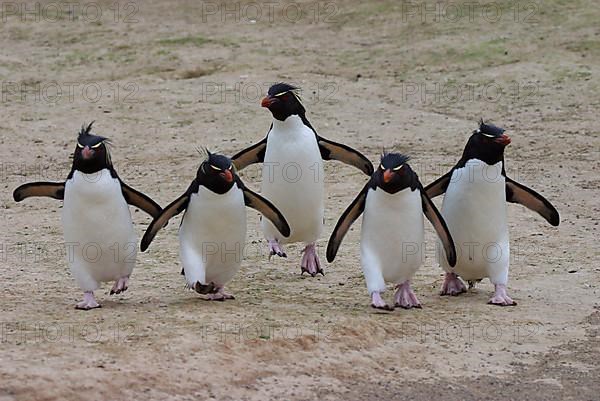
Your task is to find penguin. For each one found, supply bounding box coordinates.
[326,152,457,311]
[140,151,291,300]
[425,120,560,306]
[231,82,373,277]
[13,122,162,310]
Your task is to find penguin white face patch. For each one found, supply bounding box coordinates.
[480,132,495,138]
[77,140,104,149]
[209,164,233,171]
[379,163,404,171]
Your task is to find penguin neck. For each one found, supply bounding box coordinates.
[272,114,306,132]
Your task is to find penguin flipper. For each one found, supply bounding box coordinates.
[140,193,190,252]
[420,187,457,267]
[239,182,291,238]
[317,136,374,176]
[326,182,369,263]
[424,171,452,199]
[505,177,559,226]
[120,181,162,218]
[231,136,268,171]
[13,182,65,202]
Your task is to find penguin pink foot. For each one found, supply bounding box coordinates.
[268,239,287,258]
[75,291,101,310]
[488,284,516,306]
[371,292,393,311]
[394,281,422,309]
[110,276,129,295]
[301,243,323,277]
[206,286,235,301]
[440,272,467,296]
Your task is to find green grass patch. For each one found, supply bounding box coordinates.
[158,35,211,47]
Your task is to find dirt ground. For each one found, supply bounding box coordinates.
[1,0,599,400]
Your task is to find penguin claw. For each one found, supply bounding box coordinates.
[300,243,323,277]
[194,282,216,295]
[371,304,394,311]
[394,281,422,309]
[110,276,129,296]
[75,292,101,310]
[205,286,235,301]
[269,250,287,259]
[440,272,467,296]
[488,284,517,306]
[268,240,286,259]
[370,292,393,311]
[300,266,323,277]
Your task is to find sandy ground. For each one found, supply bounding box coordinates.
[1,0,599,400]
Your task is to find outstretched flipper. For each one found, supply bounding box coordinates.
[231,135,268,171]
[13,182,65,202]
[238,180,291,238]
[141,192,190,251]
[119,180,162,218]
[505,177,559,226]
[317,136,374,176]
[420,187,457,267]
[326,182,369,262]
[424,171,452,199]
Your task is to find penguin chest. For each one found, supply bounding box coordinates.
[261,116,324,243]
[361,188,425,283]
[62,170,136,281]
[441,160,509,279]
[179,185,246,283]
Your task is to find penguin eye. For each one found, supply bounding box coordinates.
[77,142,84,148]
[209,164,221,171]
[91,142,103,149]
[393,164,403,171]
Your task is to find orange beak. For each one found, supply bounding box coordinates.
[494,133,511,146]
[383,169,394,183]
[220,169,233,183]
[261,96,276,108]
[82,146,94,160]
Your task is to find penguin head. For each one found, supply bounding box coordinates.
[375,152,417,194]
[72,121,112,174]
[261,83,305,121]
[197,150,236,194]
[462,119,511,165]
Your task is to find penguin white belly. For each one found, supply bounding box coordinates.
[440,160,509,283]
[179,185,246,287]
[360,188,425,293]
[62,170,136,291]
[261,115,324,244]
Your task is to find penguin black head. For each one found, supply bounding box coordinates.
[197,150,236,194]
[462,119,511,165]
[72,121,112,174]
[375,152,418,194]
[261,82,306,121]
